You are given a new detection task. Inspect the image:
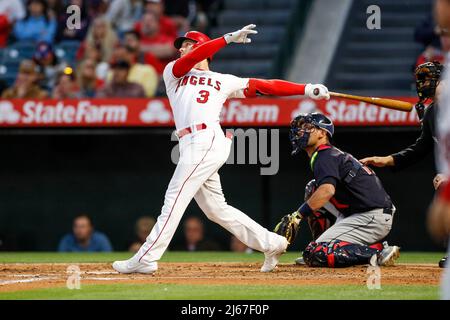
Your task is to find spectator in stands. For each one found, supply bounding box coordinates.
[79,45,110,83]
[414,14,446,67]
[78,16,119,64]
[230,235,253,254]
[134,11,177,69]
[129,216,156,253]
[96,59,146,98]
[164,0,218,34]
[124,30,164,74]
[52,69,82,99]
[105,0,143,37]
[142,0,177,38]
[87,0,109,19]
[0,0,26,47]
[415,14,440,49]
[192,0,218,32]
[56,0,91,43]
[163,0,190,34]
[46,0,64,21]
[171,216,221,251]
[1,59,47,99]
[76,58,103,97]
[109,44,158,97]
[58,214,113,252]
[415,33,449,68]
[33,41,69,91]
[13,0,57,44]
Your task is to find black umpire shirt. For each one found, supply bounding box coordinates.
[311,145,393,217]
[391,103,436,170]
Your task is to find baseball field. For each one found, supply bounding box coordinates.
[0,251,445,300]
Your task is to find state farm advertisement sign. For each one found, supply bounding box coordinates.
[0,97,419,127]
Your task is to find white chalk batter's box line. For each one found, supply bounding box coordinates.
[0,273,289,286]
[0,277,57,285]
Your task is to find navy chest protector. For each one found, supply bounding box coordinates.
[310,145,363,185]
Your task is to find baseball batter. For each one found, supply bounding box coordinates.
[112,24,330,274]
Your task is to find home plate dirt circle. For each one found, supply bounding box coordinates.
[0,262,443,293]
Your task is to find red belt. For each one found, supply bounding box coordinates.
[177,123,208,138]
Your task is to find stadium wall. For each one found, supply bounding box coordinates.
[0,128,443,252]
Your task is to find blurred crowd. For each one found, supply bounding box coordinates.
[414,12,450,68]
[0,0,220,99]
[56,214,252,253]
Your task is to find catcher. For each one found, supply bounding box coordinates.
[293,179,338,265]
[360,61,447,268]
[275,112,400,267]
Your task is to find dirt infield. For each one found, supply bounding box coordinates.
[0,262,443,293]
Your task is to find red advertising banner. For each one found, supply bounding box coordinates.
[0,97,420,127]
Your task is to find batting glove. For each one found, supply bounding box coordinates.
[305,84,330,100]
[224,24,258,44]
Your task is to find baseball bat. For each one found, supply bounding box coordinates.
[328,91,413,112]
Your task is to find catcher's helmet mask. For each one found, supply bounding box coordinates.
[289,113,334,155]
[415,61,443,101]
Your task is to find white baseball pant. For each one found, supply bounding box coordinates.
[133,123,286,264]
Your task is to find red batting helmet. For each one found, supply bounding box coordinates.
[174,31,213,60]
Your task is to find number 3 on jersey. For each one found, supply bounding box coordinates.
[197,90,210,104]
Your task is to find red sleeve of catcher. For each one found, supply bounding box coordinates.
[244,78,306,98]
[172,37,227,78]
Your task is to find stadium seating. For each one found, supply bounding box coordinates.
[209,0,298,78]
[326,0,433,96]
[0,40,80,87]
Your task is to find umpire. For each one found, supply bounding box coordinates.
[276,113,400,268]
[360,61,447,268]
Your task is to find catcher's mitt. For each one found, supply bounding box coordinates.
[274,211,302,245]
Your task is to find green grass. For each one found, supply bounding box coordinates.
[0,251,269,263]
[0,284,439,300]
[0,252,444,300]
[0,251,445,264]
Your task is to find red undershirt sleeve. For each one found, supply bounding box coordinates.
[244,78,306,97]
[172,37,228,78]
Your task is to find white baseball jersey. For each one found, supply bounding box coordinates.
[163,61,249,130]
[128,59,288,267]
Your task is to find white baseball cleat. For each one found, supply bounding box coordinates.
[295,255,306,265]
[260,238,289,272]
[112,259,158,274]
[376,242,400,266]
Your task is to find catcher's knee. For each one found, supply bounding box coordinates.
[302,240,379,268]
[302,242,331,267]
[302,240,352,268]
